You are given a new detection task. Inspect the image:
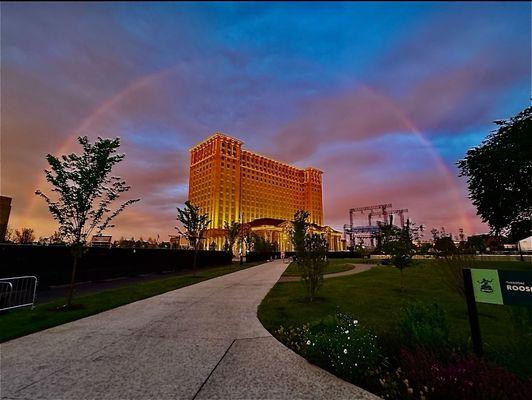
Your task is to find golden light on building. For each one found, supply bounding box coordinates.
[188,132,342,251]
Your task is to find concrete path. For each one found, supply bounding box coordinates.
[1,260,377,400]
[278,263,374,283]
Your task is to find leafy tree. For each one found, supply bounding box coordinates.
[381,224,414,292]
[14,227,35,244]
[291,210,328,301]
[465,235,487,254]
[434,236,456,255]
[299,233,328,301]
[176,201,211,276]
[292,209,310,262]
[417,242,433,255]
[508,219,532,243]
[239,223,253,253]
[49,231,65,245]
[457,106,532,236]
[251,234,274,254]
[223,221,241,257]
[3,225,14,242]
[36,136,138,308]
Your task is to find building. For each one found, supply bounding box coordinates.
[90,234,112,248]
[0,196,12,242]
[188,133,343,251]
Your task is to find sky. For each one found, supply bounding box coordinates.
[1,2,530,241]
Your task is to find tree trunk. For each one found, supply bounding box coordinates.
[67,253,78,307]
[400,268,404,292]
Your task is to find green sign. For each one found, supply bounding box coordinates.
[471,269,532,306]
[471,269,503,305]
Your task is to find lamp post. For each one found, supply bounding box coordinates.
[239,212,244,267]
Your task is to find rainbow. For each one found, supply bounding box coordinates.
[22,70,473,236]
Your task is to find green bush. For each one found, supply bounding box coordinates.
[276,313,385,389]
[397,302,451,351]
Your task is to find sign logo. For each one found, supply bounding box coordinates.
[478,278,494,293]
[471,269,503,305]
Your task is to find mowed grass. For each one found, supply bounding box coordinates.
[0,261,263,343]
[282,258,364,276]
[259,259,532,375]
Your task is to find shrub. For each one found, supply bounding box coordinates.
[397,302,451,352]
[400,348,532,400]
[276,313,385,389]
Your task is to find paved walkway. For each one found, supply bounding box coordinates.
[1,260,377,400]
[278,263,374,283]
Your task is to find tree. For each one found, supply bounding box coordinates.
[176,201,211,276]
[292,209,309,262]
[508,219,532,243]
[457,106,532,236]
[14,227,35,244]
[4,225,14,242]
[434,236,456,256]
[291,210,328,301]
[223,221,241,257]
[49,231,65,245]
[299,233,328,301]
[36,136,139,308]
[240,223,253,253]
[465,235,487,254]
[251,234,274,254]
[381,224,414,292]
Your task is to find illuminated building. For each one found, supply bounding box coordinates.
[188,133,343,251]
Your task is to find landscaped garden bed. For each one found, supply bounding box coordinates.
[259,260,532,399]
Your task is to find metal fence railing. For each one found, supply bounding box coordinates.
[0,276,38,312]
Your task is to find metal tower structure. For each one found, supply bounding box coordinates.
[368,208,409,227]
[344,203,393,248]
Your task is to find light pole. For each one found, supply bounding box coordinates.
[239,212,244,267]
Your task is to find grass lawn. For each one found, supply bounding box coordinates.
[282,258,365,276]
[0,261,263,343]
[259,259,532,376]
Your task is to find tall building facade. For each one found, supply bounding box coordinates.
[188,133,341,251]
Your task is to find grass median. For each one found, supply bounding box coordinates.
[282,257,366,276]
[1,261,263,343]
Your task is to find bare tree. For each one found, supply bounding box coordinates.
[176,201,211,276]
[36,136,139,308]
[15,227,35,244]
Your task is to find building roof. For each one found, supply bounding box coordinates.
[189,132,323,173]
[247,218,341,234]
[247,218,286,228]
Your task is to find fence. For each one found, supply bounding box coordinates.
[0,244,232,288]
[0,276,38,311]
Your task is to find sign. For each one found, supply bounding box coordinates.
[471,269,532,306]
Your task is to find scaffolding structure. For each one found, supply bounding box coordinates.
[343,204,409,248]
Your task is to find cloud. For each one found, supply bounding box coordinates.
[2,3,528,239]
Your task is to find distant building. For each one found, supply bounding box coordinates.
[90,234,112,248]
[518,236,532,252]
[0,196,12,242]
[169,234,188,249]
[188,133,343,251]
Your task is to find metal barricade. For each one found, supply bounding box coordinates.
[0,276,38,311]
